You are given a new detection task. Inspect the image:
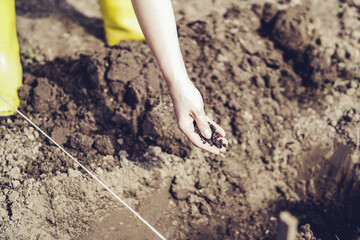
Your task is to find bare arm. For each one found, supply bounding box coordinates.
[131,0,227,154]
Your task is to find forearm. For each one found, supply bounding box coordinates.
[131,0,227,153]
[131,0,188,88]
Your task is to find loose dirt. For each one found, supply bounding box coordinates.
[1,0,359,239]
[193,121,226,149]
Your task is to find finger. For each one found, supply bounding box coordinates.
[219,146,226,153]
[194,113,212,139]
[220,138,229,146]
[184,129,220,154]
[219,137,228,147]
[206,116,226,137]
[216,137,228,153]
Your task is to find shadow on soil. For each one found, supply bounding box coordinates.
[274,144,360,239]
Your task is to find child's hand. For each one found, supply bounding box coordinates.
[169,78,228,154]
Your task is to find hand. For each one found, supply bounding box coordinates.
[169,78,228,154]
[131,0,227,153]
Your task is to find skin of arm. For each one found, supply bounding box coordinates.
[131,0,227,154]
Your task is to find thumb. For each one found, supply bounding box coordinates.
[195,114,212,139]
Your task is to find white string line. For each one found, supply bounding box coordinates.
[0,95,167,240]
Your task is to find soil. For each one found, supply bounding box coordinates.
[193,121,226,149]
[1,0,360,239]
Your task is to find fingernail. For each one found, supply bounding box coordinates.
[204,129,211,139]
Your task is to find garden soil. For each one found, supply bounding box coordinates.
[1,0,360,239]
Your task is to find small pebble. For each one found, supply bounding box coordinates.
[117,138,124,145]
[8,167,21,179]
[148,146,162,155]
[95,167,103,175]
[34,131,39,139]
[11,180,21,189]
[68,169,82,178]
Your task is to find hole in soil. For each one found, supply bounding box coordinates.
[275,144,360,239]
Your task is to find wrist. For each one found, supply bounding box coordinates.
[164,71,192,89]
[165,72,192,93]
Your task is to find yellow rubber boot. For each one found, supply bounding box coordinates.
[98,0,145,46]
[0,0,22,117]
